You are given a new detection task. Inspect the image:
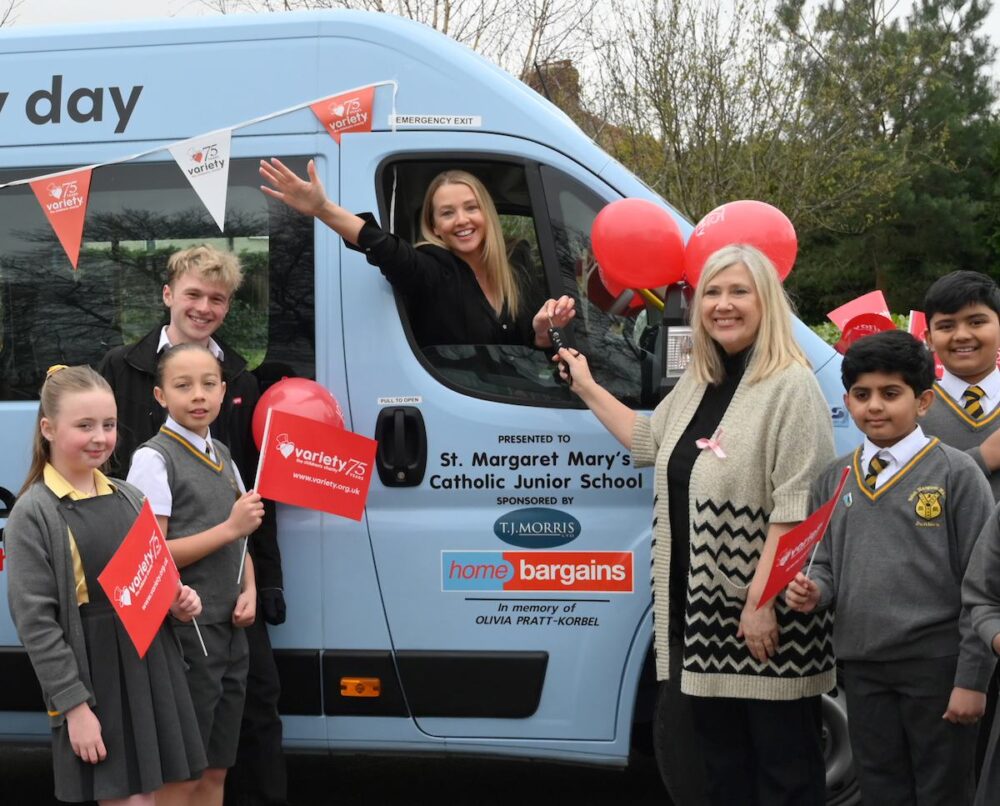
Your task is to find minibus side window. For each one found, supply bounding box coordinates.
[539,166,656,409]
[0,158,315,401]
[379,159,656,409]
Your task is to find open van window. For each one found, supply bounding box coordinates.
[377,159,660,409]
[0,157,315,400]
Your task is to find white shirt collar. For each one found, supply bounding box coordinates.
[164,415,214,459]
[156,326,225,362]
[938,367,1000,406]
[861,424,929,473]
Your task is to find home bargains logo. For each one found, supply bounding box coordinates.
[442,550,633,593]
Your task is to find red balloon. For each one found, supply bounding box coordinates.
[252,377,344,450]
[684,200,797,287]
[591,198,685,290]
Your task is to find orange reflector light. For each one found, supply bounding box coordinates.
[340,676,381,698]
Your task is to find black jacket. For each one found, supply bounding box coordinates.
[349,215,537,347]
[98,327,282,590]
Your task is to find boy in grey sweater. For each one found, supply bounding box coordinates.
[964,509,1000,804]
[787,330,995,806]
[921,270,1000,500]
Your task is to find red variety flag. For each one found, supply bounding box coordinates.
[756,467,851,610]
[30,168,93,269]
[256,408,377,520]
[97,500,180,658]
[310,86,375,144]
[827,290,890,331]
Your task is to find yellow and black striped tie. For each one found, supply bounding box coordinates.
[865,455,888,491]
[963,385,986,419]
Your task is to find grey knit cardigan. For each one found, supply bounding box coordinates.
[5,478,144,726]
[633,360,837,699]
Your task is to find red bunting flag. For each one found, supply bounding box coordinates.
[827,290,890,331]
[310,86,375,144]
[256,408,377,520]
[30,168,93,269]
[97,500,180,658]
[756,467,851,610]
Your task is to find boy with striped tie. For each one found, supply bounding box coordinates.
[921,270,1000,804]
[922,270,1000,499]
[787,330,995,806]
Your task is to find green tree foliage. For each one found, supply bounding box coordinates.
[780,0,1000,321]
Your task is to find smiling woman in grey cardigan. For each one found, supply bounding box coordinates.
[559,244,835,806]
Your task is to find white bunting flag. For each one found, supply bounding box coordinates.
[168,129,232,231]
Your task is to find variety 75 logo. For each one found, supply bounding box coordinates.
[345,459,368,480]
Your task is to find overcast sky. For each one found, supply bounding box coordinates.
[10,0,1000,76]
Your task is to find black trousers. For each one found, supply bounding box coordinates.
[656,644,710,806]
[226,616,287,805]
[843,657,978,806]
[689,693,825,806]
[975,697,1000,806]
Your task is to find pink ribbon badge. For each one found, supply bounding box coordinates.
[696,427,727,459]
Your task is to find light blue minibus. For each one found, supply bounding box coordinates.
[0,10,861,803]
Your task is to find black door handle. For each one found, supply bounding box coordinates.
[0,485,17,550]
[374,406,427,487]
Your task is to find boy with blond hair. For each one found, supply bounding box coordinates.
[99,244,288,806]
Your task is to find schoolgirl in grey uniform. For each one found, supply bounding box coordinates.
[5,365,205,805]
[127,342,263,806]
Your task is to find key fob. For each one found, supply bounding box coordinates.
[549,327,571,383]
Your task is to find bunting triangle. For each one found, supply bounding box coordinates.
[30,169,93,270]
[310,86,375,144]
[168,129,232,231]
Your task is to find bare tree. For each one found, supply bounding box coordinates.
[197,0,599,76]
[589,0,945,236]
[0,0,22,27]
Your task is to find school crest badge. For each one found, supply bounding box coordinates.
[909,486,944,523]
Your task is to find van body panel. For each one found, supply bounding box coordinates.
[0,13,860,787]
[339,132,653,742]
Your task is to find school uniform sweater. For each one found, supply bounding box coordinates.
[5,478,145,726]
[810,442,995,691]
[141,428,243,624]
[964,506,1000,661]
[923,384,1000,501]
[632,360,836,699]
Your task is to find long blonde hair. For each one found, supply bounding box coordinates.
[21,365,114,495]
[418,170,521,317]
[689,244,809,385]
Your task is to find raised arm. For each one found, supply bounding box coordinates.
[259,157,365,245]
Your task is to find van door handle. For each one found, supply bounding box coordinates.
[374,406,427,487]
[0,485,16,556]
